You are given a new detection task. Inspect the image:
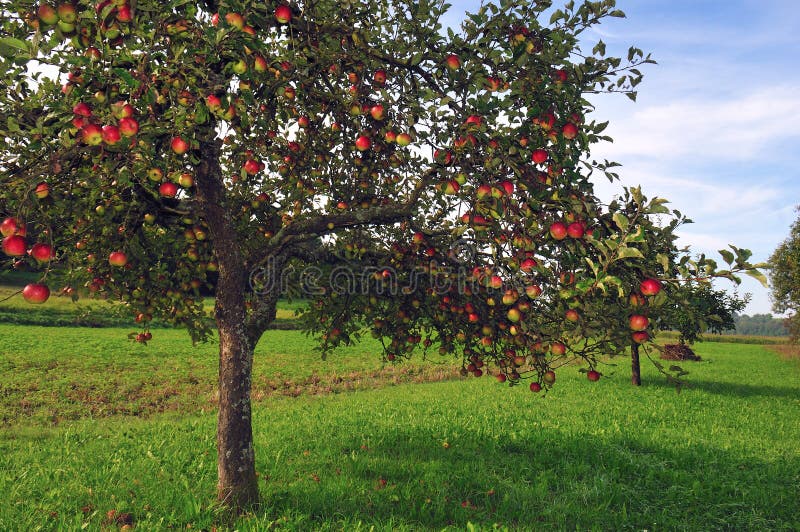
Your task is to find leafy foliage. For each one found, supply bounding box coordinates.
[658,283,748,345]
[769,207,800,340]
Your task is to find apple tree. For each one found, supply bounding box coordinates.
[0,0,765,511]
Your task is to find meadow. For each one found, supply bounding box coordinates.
[0,291,799,530]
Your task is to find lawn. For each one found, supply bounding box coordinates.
[0,326,798,530]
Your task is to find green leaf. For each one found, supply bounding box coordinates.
[113,68,140,90]
[616,246,644,260]
[0,37,30,58]
[612,212,629,232]
[656,253,670,273]
[718,249,734,266]
[745,268,769,288]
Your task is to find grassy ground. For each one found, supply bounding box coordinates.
[0,334,798,530]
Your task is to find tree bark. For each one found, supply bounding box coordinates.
[194,139,259,510]
[631,343,641,386]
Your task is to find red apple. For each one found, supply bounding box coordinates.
[549,221,568,240]
[22,283,50,304]
[565,309,579,322]
[374,69,387,85]
[108,251,128,266]
[116,4,132,22]
[529,382,542,393]
[159,182,178,198]
[0,217,24,237]
[587,370,600,382]
[507,308,522,323]
[225,12,244,29]
[72,102,92,117]
[550,343,566,356]
[2,235,26,256]
[102,125,121,145]
[531,149,548,164]
[253,54,268,72]
[524,284,541,298]
[640,278,662,296]
[396,132,412,146]
[520,259,537,273]
[629,314,649,331]
[170,136,189,154]
[441,180,459,195]
[562,122,579,139]
[567,221,585,238]
[274,4,291,23]
[465,115,482,129]
[243,159,261,175]
[543,370,556,384]
[118,117,139,137]
[57,3,77,23]
[445,53,460,70]
[81,124,103,145]
[29,243,54,262]
[38,4,59,25]
[34,182,50,199]
[206,94,222,110]
[370,104,385,121]
[111,101,135,119]
[632,331,649,344]
[355,135,371,151]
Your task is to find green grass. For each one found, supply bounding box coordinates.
[0,324,457,426]
[0,336,798,530]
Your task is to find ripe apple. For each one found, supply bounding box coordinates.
[587,370,600,382]
[629,293,646,307]
[170,136,189,154]
[116,4,132,22]
[206,94,222,111]
[159,182,178,198]
[640,278,662,296]
[565,309,579,322]
[29,243,54,262]
[445,53,461,70]
[396,132,412,146]
[529,382,542,393]
[507,308,522,323]
[57,4,77,24]
[632,331,649,344]
[441,180,459,195]
[22,283,50,304]
[72,102,92,117]
[243,159,261,175]
[369,104,385,121]
[502,289,518,305]
[550,342,566,356]
[562,123,579,140]
[499,180,514,196]
[465,115,482,129]
[177,173,194,188]
[118,117,139,137]
[253,54,268,72]
[567,221,584,239]
[374,69,387,85]
[629,314,649,331]
[35,182,50,199]
[38,4,59,25]
[524,284,541,298]
[108,251,128,266]
[0,217,24,237]
[549,221,568,240]
[355,135,371,151]
[520,259,537,273]
[2,235,26,256]
[531,149,548,164]
[274,4,291,23]
[81,123,104,145]
[102,125,121,145]
[543,370,556,384]
[225,12,244,29]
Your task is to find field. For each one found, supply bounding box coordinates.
[1,294,799,530]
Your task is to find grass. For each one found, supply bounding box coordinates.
[1,333,799,530]
[0,324,458,427]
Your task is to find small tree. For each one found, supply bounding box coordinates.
[0,0,764,511]
[769,208,800,341]
[660,283,748,345]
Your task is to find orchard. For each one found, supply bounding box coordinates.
[0,0,766,511]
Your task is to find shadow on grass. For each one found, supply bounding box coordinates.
[641,378,800,401]
[253,426,798,530]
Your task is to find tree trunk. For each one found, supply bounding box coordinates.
[216,316,258,508]
[631,343,641,386]
[194,139,259,510]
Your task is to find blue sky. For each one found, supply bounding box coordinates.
[445,0,800,315]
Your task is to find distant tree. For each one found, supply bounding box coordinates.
[733,314,788,337]
[660,283,748,345]
[769,208,800,341]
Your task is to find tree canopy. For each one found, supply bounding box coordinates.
[769,207,800,340]
[0,0,766,510]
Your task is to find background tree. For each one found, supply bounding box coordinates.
[0,0,764,512]
[659,283,748,346]
[769,208,800,341]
